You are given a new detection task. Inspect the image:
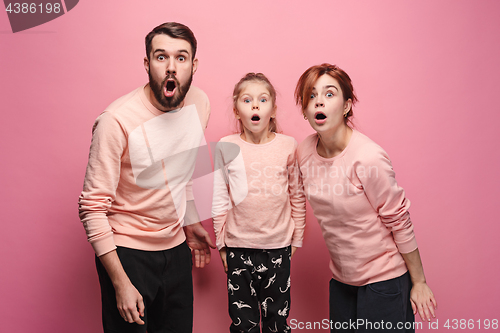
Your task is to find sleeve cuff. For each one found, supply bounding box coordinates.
[396,236,418,254]
[91,234,117,257]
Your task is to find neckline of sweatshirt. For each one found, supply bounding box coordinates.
[311,128,359,163]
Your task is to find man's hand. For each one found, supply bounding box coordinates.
[115,282,145,325]
[99,250,145,325]
[184,222,216,268]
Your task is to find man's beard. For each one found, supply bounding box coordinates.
[149,68,193,110]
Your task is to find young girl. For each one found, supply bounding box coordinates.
[295,63,437,332]
[212,73,306,333]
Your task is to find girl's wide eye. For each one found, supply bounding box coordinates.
[243,98,251,103]
[260,98,267,103]
[326,92,333,97]
[310,93,315,99]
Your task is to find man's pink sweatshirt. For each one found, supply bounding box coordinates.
[79,85,210,256]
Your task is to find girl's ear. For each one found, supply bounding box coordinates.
[233,108,240,119]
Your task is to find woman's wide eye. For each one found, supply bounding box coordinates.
[310,93,315,99]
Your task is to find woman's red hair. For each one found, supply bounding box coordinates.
[295,63,358,123]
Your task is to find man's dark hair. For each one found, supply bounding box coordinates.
[145,22,197,61]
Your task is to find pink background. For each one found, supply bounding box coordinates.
[1,0,499,332]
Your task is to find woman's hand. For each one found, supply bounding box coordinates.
[410,281,437,322]
[401,248,438,322]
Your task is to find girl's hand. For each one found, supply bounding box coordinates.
[410,281,437,322]
[219,247,228,273]
[291,246,298,258]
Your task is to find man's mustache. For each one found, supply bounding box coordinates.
[162,74,180,87]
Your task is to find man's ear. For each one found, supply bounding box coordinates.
[144,57,150,74]
[192,58,199,75]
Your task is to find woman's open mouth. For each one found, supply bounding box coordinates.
[314,112,327,124]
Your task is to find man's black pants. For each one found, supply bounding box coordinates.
[96,242,193,333]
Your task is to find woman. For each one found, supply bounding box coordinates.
[295,63,437,332]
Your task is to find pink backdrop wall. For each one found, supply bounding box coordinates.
[1,1,499,332]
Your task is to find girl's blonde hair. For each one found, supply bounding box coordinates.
[232,73,280,133]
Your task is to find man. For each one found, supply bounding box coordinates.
[79,22,215,333]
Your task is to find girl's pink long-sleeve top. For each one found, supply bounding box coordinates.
[212,133,306,251]
[297,130,418,286]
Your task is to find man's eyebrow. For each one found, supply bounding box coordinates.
[153,49,190,55]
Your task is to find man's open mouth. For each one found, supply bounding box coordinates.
[164,79,177,97]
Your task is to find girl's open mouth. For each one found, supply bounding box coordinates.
[251,114,260,123]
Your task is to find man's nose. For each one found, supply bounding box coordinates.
[166,60,176,74]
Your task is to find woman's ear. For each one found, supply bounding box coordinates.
[344,99,352,114]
